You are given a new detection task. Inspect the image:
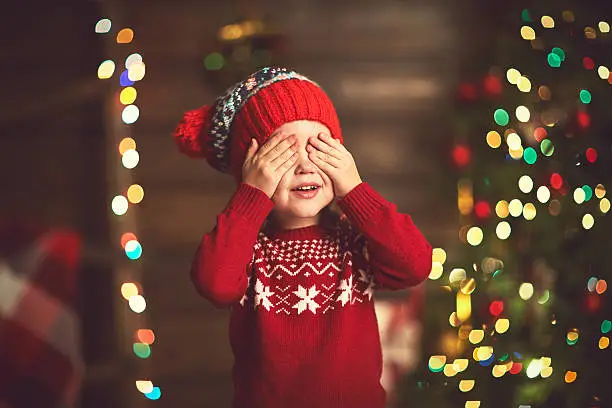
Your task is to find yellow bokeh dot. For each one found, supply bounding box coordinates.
[118,137,136,155]
[117,28,134,44]
[429,262,443,280]
[598,66,610,80]
[541,366,553,378]
[127,184,145,204]
[121,282,139,300]
[541,16,555,28]
[495,200,510,218]
[444,364,457,377]
[506,133,522,150]
[135,380,154,394]
[120,87,138,105]
[520,26,536,40]
[518,175,533,194]
[466,227,484,246]
[432,248,447,264]
[601,198,611,214]
[519,282,534,300]
[516,106,530,122]
[429,355,446,371]
[492,364,507,378]
[495,318,510,334]
[506,68,521,84]
[486,131,502,148]
[97,60,115,79]
[459,379,475,392]
[562,11,575,22]
[582,213,595,230]
[599,21,611,33]
[517,76,532,92]
[565,370,577,383]
[469,329,484,344]
[509,199,523,217]
[453,359,469,372]
[523,203,537,221]
[537,186,551,203]
[585,27,597,39]
[599,336,610,349]
[465,401,481,408]
[496,221,511,240]
[595,184,607,198]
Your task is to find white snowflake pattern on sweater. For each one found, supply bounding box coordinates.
[239,220,376,316]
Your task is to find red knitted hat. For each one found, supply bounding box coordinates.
[173,67,343,183]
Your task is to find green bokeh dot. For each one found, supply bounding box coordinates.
[547,53,561,68]
[540,139,554,156]
[521,9,531,22]
[494,109,510,126]
[524,147,537,164]
[204,52,224,71]
[580,89,592,104]
[602,320,612,334]
[133,342,151,359]
[582,185,593,201]
[552,47,566,62]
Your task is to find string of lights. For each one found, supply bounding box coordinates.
[426,10,610,408]
[95,17,161,401]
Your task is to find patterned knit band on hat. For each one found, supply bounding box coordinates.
[173,66,343,183]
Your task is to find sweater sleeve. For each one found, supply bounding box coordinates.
[337,182,432,290]
[191,182,275,308]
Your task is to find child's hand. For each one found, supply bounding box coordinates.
[242,134,298,198]
[307,133,362,198]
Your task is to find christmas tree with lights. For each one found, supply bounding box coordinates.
[399,4,611,408]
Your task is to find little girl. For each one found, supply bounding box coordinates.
[174,67,432,408]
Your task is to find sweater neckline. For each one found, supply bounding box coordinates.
[266,222,332,241]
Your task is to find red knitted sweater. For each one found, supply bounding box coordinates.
[191,182,432,408]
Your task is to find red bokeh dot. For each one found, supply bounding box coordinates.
[577,111,591,128]
[121,232,138,248]
[475,201,491,219]
[483,74,502,96]
[583,57,595,70]
[458,82,478,100]
[533,127,548,142]
[586,148,598,163]
[510,362,523,375]
[550,173,563,190]
[452,145,471,167]
[489,300,504,316]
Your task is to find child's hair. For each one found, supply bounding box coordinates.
[172,66,344,184]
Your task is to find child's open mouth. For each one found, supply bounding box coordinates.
[291,184,320,199]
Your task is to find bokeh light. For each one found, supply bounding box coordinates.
[95,18,112,33]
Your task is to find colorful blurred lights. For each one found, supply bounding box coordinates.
[125,239,143,260]
[120,87,137,105]
[466,227,483,246]
[111,195,129,216]
[496,222,511,240]
[122,149,140,169]
[121,282,139,300]
[537,186,551,203]
[518,175,533,193]
[122,105,140,124]
[127,184,145,204]
[129,295,146,313]
[97,60,115,79]
[95,18,112,33]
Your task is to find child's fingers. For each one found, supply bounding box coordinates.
[309,150,341,169]
[309,135,342,160]
[270,143,298,170]
[244,139,258,163]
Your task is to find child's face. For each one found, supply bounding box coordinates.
[270,120,335,229]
